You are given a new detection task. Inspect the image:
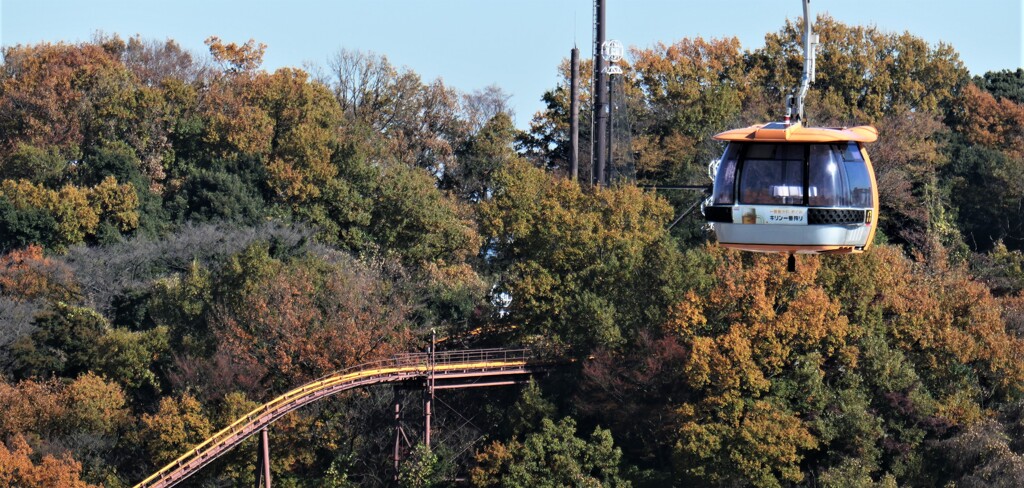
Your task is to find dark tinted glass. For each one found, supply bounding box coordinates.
[845,162,873,207]
[712,144,739,205]
[739,144,804,205]
[808,145,844,206]
[727,142,871,208]
[841,143,872,207]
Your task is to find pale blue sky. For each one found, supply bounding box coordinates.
[2,0,1022,129]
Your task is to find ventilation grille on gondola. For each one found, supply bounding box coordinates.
[704,206,733,223]
[808,208,866,225]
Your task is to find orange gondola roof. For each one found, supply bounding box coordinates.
[713,122,878,143]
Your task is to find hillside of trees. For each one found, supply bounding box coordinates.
[1,17,1023,487]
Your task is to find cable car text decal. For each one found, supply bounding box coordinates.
[732,206,808,225]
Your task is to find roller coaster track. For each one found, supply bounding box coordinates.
[135,348,545,488]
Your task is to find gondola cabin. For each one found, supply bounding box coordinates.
[704,121,879,254]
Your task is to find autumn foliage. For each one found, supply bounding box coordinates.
[0,435,95,488]
[208,245,415,395]
[0,16,1022,488]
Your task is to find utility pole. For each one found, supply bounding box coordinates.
[570,46,580,182]
[593,0,608,186]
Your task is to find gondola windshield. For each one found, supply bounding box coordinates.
[714,143,873,209]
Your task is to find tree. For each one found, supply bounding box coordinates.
[471,417,630,488]
[205,36,266,74]
[975,68,1024,104]
[0,244,79,303]
[630,37,747,183]
[327,49,468,175]
[664,249,839,487]
[956,83,1024,160]
[971,242,1024,295]
[879,250,1024,402]
[328,49,400,121]
[0,196,60,254]
[202,244,414,396]
[172,165,266,224]
[660,243,1024,486]
[0,42,117,160]
[753,15,968,123]
[89,175,141,234]
[254,67,343,207]
[0,435,95,488]
[65,372,131,438]
[934,419,1024,487]
[139,392,213,466]
[399,444,448,488]
[95,325,170,392]
[446,112,519,202]
[869,107,951,250]
[0,178,139,251]
[12,303,108,379]
[0,377,69,440]
[119,35,202,86]
[507,379,556,438]
[478,159,684,351]
[0,180,97,250]
[367,163,481,267]
[78,141,164,235]
[462,84,514,135]
[676,399,817,487]
[0,373,129,486]
[945,141,1024,251]
[0,39,178,198]
[0,143,66,184]
[10,301,169,395]
[517,56,593,175]
[194,64,274,161]
[579,332,690,473]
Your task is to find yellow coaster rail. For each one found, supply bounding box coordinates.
[134,348,541,488]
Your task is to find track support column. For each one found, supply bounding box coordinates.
[425,329,436,450]
[255,428,271,488]
[394,388,402,481]
[424,390,432,449]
